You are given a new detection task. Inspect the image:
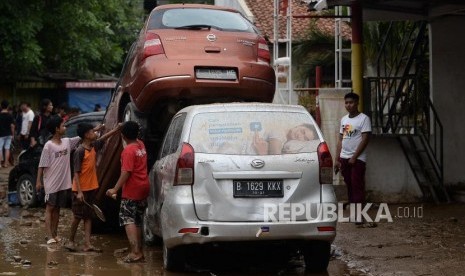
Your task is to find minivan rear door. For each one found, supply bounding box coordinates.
[188,110,323,222]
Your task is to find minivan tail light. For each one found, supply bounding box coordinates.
[142,33,165,60]
[258,37,270,63]
[178,227,199,234]
[317,142,333,184]
[317,226,336,232]
[175,143,194,185]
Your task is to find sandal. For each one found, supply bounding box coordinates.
[123,255,145,263]
[46,238,57,245]
[64,242,77,252]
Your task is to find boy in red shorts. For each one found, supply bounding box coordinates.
[106,121,149,263]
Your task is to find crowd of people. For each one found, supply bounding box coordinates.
[0,99,104,167]
[35,117,149,263]
[1,96,149,262]
[1,98,149,262]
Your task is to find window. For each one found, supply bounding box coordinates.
[189,111,319,155]
[159,113,186,158]
[148,8,255,33]
[64,118,102,138]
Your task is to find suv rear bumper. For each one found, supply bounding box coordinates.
[127,58,276,112]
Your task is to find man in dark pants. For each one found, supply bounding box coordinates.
[334,92,373,227]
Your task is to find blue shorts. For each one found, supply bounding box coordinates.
[0,135,12,160]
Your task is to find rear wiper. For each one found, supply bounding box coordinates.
[175,24,212,30]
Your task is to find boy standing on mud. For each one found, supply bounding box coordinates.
[65,123,121,252]
[106,121,149,263]
[36,115,81,245]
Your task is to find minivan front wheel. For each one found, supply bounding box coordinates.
[163,244,185,271]
[303,240,331,272]
[17,174,37,207]
[142,210,155,245]
[143,209,162,245]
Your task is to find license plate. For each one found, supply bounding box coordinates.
[233,180,284,198]
[195,68,237,80]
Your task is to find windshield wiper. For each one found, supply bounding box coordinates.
[175,24,212,30]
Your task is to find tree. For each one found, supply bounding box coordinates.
[0,0,143,81]
[292,20,351,87]
[0,1,44,81]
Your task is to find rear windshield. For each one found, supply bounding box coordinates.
[148,8,256,33]
[189,111,320,155]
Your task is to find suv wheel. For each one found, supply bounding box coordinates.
[17,174,37,207]
[123,102,147,139]
[163,244,185,271]
[303,241,331,272]
[123,103,134,122]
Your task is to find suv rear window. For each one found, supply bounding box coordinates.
[148,8,255,33]
[189,111,320,155]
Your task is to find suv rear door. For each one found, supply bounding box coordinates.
[148,7,259,61]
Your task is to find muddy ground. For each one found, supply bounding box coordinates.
[1,166,465,275]
[336,203,465,275]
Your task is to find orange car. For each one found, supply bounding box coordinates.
[95,4,275,220]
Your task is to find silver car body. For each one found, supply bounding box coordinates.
[146,103,336,249]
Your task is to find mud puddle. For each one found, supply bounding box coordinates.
[0,207,358,275]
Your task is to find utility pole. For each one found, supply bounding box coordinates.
[273,0,293,104]
[351,0,364,110]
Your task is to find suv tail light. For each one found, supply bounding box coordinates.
[258,37,270,63]
[317,142,333,184]
[142,33,165,60]
[175,143,195,185]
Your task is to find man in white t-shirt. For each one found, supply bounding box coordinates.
[334,92,371,219]
[19,102,35,150]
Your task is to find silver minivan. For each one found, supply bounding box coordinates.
[143,103,336,272]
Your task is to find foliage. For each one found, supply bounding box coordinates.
[0,0,143,81]
[0,1,44,80]
[363,21,416,75]
[292,20,351,87]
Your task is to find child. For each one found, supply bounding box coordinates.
[65,122,121,252]
[106,121,149,263]
[36,115,81,245]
